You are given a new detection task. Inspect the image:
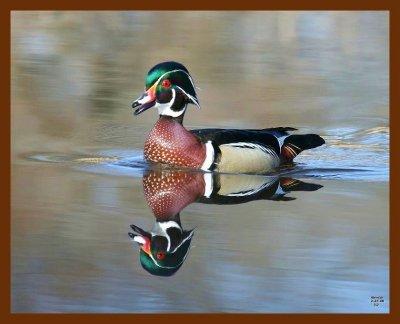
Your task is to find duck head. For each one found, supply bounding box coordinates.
[132,61,200,118]
[128,218,194,277]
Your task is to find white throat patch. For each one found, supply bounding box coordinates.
[151,221,182,252]
[156,88,186,117]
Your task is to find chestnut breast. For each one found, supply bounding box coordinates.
[144,117,206,169]
[143,171,205,219]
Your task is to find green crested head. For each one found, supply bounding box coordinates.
[139,231,194,276]
[132,61,200,118]
[145,61,189,90]
[129,223,194,277]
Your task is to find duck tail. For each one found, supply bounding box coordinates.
[281,134,325,162]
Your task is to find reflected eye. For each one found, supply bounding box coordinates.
[161,79,171,89]
[156,251,166,260]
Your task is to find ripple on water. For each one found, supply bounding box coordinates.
[296,126,389,181]
[26,126,389,181]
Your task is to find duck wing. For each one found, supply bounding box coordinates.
[191,126,297,143]
[191,127,297,157]
[191,127,324,163]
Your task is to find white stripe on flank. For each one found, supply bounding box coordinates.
[201,141,215,171]
[203,172,213,198]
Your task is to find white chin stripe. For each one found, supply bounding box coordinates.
[156,89,186,117]
[201,141,215,171]
[203,172,213,198]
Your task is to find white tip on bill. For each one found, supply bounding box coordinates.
[133,236,146,244]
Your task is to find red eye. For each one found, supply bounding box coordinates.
[161,79,171,88]
[156,251,166,260]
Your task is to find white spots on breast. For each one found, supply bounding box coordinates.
[142,171,204,217]
[144,118,206,168]
[143,172,182,215]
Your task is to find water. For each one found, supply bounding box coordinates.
[11,11,389,313]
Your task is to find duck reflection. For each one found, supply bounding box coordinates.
[129,170,322,276]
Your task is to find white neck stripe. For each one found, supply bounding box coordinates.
[156,88,186,117]
[158,221,181,252]
[176,85,200,109]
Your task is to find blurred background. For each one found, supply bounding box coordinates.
[11,11,388,313]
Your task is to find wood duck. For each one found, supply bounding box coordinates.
[129,169,322,276]
[128,171,201,276]
[132,61,325,174]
